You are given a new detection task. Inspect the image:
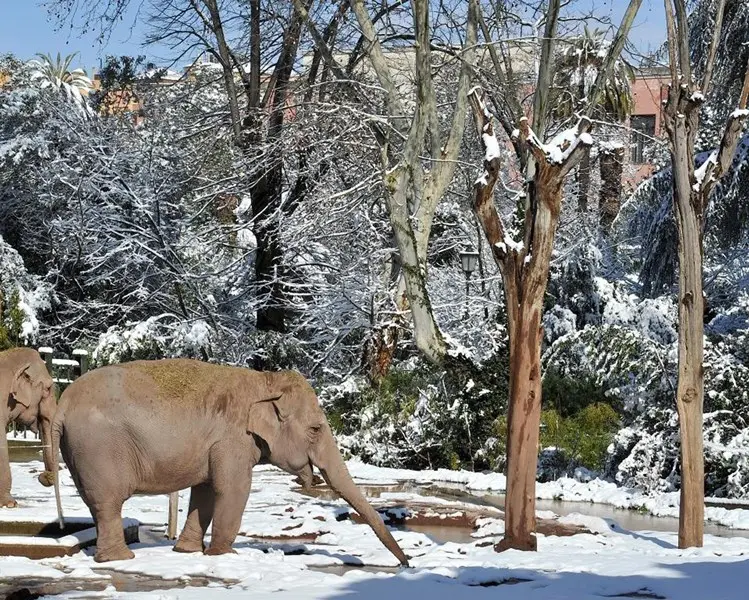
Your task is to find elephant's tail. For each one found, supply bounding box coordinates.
[51,415,64,530]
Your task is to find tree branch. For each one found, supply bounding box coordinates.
[350,0,405,126]
[469,87,509,266]
[701,0,727,94]
[584,0,642,115]
[532,0,560,139]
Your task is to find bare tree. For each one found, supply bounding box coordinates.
[468,0,642,552]
[45,0,342,335]
[662,0,749,549]
[295,0,479,368]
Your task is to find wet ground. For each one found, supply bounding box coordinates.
[2,569,215,598]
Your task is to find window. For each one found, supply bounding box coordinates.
[630,115,656,164]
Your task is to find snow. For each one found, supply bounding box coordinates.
[503,234,523,254]
[731,108,749,119]
[600,140,625,151]
[5,458,749,599]
[482,130,501,162]
[0,462,749,600]
[540,121,593,164]
[693,149,717,191]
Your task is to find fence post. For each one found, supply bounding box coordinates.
[38,346,54,376]
[167,491,179,539]
[72,349,89,376]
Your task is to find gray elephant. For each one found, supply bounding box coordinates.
[1,347,56,507]
[47,359,408,565]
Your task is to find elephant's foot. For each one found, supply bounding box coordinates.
[0,495,18,508]
[173,538,205,553]
[94,545,135,563]
[38,471,55,487]
[204,545,237,556]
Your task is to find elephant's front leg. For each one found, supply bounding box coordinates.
[0,431,18,508]
[174,483,215,553]
[204,445,252,556]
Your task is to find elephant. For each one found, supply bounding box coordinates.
[46,358,409,565]
[1,347,57,508]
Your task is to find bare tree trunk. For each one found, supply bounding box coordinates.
[469,90,592,551]
[249,2,309,332]
[599,144,624,230]
[496,297,544,550]
[576,147,592,213]
[663,0,748,549]
[251,165,286,332]
[671,116,705,548]
[345,0,478,366]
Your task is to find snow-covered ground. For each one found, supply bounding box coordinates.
[3,452,749,599]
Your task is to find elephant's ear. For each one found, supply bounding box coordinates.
[10,363,34,408]
[247,396,285,448]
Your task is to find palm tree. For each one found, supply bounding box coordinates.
[28,52,93,115]
[554,26,635,121]
[553,27,635,217]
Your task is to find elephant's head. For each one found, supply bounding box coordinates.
[10,359,57,483]
[247,371,409,566]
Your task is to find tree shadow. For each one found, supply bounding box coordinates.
[602,519,678,550]
[318,558,749,600]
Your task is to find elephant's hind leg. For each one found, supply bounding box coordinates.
[174,483,215,553]
[91,497,135,562]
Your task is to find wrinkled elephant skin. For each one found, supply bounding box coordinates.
[1,348,56,507]
[50,359,409,565]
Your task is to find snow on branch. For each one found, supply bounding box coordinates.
[514,115,593,174]
[696,60,749,199]
[468,87,517,264]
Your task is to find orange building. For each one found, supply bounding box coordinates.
[626,66,671,188]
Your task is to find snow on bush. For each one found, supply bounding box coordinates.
[92,316,214,366]
[0,234,51,346]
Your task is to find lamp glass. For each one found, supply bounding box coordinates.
[460,250,479,275]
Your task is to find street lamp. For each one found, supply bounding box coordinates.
[459,247,480,318]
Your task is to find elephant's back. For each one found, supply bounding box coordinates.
[60,358,239,415]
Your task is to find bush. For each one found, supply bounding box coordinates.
[0,288,24,351]
[320,350,510,471]
[543,368,612,417]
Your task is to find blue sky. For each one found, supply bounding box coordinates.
[0,0,166,73]
[0,0,666,76]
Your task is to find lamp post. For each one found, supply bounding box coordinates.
[459,247,479,318]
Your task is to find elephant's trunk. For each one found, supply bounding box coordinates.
[314,434,409,566]
[40,416,55,480]
[38,393,57,487]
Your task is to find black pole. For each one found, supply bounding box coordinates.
[464,273,471,318]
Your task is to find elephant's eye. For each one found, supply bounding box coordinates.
[309,424,322,436]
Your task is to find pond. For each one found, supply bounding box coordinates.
[425,484,749,539]
[7,439,44,464]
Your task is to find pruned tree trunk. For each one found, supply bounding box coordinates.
[459,0,640,552]
[576,147,592,213]
[469,89,592,551]
[599,144,624,230]
[663,0,749,549]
